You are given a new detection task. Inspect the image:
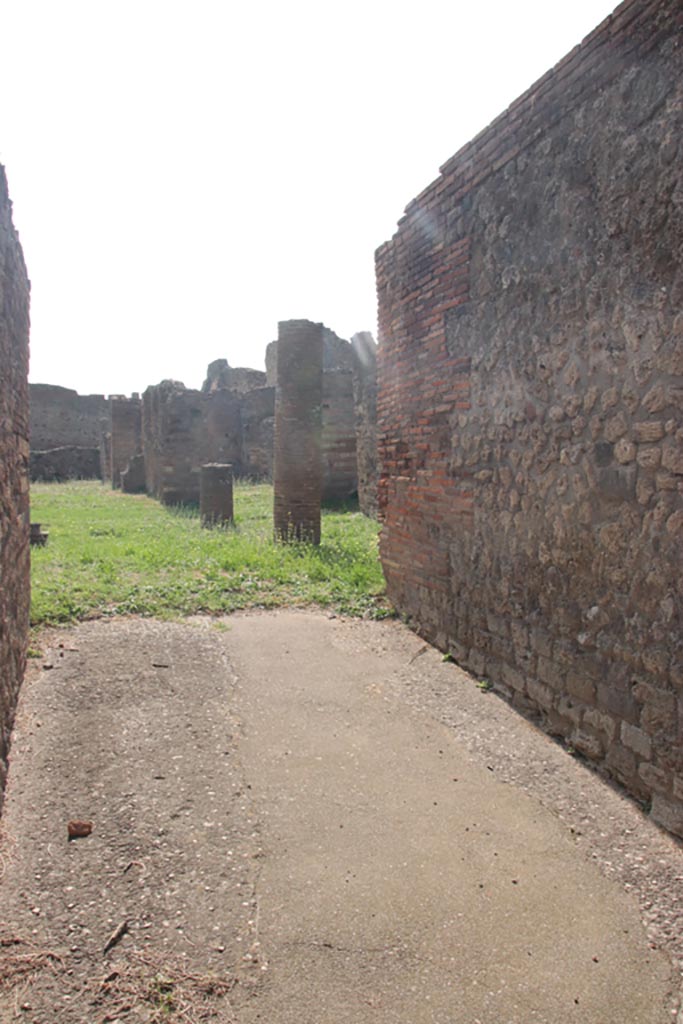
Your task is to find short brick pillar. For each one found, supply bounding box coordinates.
[200,463,234,527]
[273,319,323,544]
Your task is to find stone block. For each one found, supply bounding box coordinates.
[621,722,652,760]
[566,670,596,705]
[662,444,683,475]
[614,438,636,464]
[537,655,565,691]
[650,794,683,839]
[597,683,639,725]
[606,743,638,787]
[638,761,670,794]
[571,729,604,761]
[636,445,662,470]
[633,421,664,443]
[583,707,617,743]
[500,663,526,693]
[526,677,555,711]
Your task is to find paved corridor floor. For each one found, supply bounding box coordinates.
[0,612,681,1022]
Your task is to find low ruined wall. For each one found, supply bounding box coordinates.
[376,0,683,834]
[31,446,101,482]
[30,383,107,451]
[0,166,30,806]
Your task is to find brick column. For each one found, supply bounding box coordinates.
[273,320,323,543]
[200,463,234,527]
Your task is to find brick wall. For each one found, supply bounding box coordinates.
[376,0,683,835]
[30,383,107,451]
[0,165,30,807]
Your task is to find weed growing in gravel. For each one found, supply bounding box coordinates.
[30,481,389,625]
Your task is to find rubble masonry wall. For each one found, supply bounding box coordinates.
[376,0,683,833]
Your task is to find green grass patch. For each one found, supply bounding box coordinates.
[30,481,390,625]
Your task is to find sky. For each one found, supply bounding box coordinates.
[1,0,617,397]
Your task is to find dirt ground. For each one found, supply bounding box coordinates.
[1,611,682,1023]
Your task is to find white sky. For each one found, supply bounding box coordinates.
[1,0,616,396]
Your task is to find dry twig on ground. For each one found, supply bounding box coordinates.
[89,948,237,1023]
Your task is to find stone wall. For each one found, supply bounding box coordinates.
[352,332,379,517]
[0,165,30,807]
[142,381,244,505]
[110,396,142,489]
[30,383,107,451]
[376,0,683,835]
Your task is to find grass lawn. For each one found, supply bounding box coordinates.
[30,481,389,626]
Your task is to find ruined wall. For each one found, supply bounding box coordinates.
[31,446,101,482]
[142,382,243,504]
[352,332,379,518]
[110,396,142,488]
[0,166,30,806]
[376,0,683,834]
[203,359,267,395]
[30,384,107,451]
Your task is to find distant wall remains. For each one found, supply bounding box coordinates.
[376,0,683,834]
[110,396,142,489]
[0,166,30,807]
[30,383,107,451]
[352,332,379,518]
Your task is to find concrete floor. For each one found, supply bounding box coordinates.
[0,611,680,1022]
